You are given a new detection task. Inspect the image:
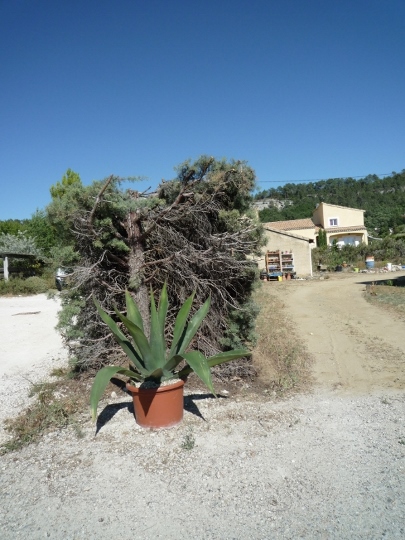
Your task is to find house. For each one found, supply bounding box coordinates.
[312,203,368,246]
[263,203,368,247]
[261,218,317,243]
[259,203,368,277]
[260,228,314,277]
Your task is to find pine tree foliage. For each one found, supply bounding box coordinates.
[49,168,82,199]
[47,157,265,376]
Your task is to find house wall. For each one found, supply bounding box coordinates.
[312,203,368,246]
[312,203,365,228]
[260,230,312,276]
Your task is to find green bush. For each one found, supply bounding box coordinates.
[0,276,51,295]
[312,238,405,271]
[23,276,50,293]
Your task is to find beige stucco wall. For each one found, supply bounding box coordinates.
[260,230,313,276]
[312,203,365,228]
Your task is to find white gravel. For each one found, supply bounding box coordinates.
[0,294,67,440]
[0,295,404,539]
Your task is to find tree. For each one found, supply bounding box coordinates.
[0,219,28,235]
[50,168,82,199]
[255,170,405,236]
[47,157,265,375]
[25,210,58,256]
[317,229,327,248]
[0,231,42,256]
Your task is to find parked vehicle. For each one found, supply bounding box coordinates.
[55,267,72,291]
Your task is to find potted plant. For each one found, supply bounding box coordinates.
[90,283,250,428]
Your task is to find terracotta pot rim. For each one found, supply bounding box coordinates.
[126,379,185,394]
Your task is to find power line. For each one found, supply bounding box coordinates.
[257,173,395,184]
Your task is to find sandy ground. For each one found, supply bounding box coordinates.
[0,279,404,539]
[269,271,405,393]
[0,294,66,377]
[0,294,68,435]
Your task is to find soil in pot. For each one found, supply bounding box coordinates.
[126,379,185,429]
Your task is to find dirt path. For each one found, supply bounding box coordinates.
[269,271,405,393]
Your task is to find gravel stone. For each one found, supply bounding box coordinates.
[0,295,404,539]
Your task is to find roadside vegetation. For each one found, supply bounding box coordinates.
[0,274,54,295]
[364,279,405,319]
[0,368,89,455]
[253,282,312,392]
[312,238,405,271]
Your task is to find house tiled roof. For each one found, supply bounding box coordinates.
[263,218,315,231]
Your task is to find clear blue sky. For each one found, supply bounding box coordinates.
[1,0,404,220]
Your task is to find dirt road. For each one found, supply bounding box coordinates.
[269,271,405,393]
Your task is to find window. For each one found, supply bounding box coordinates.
[329,217,338,226]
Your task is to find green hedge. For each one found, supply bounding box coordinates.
[0,276,52,295]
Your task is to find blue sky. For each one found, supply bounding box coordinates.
[1,0,404,220]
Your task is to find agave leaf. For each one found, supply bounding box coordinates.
[148,367,176,382]
[162,353,185,374]
[114,310,160,372]
[174,297,211,356]
[149,287,166,370]
[169,291,195,358]
[206,349,251,368]
[90,366,142,421]
[179,349,251,377]
[94,298,126,340]
[125,291,144,332]
[94,298,147,374]
[180,350,215,396]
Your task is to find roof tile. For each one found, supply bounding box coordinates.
[263,218,315,231]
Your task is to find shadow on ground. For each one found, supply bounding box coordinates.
[94,388,227,435]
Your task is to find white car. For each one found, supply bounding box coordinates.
[55,267,72,291]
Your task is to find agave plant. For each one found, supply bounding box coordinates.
[90,283,250,420]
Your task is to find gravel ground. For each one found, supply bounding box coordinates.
[0,295,405,539]
[0,294,67,438]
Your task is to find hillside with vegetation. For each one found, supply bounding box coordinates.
[256,170,405,237]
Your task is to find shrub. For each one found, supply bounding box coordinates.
[0,276,50,295]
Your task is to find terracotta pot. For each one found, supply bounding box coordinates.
[126,379,185,429]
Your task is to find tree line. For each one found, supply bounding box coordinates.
[256,170,405,237]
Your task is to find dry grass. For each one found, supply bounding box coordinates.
[0,369,90,455]
[364,281,405,319]
[252,282,313,392]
